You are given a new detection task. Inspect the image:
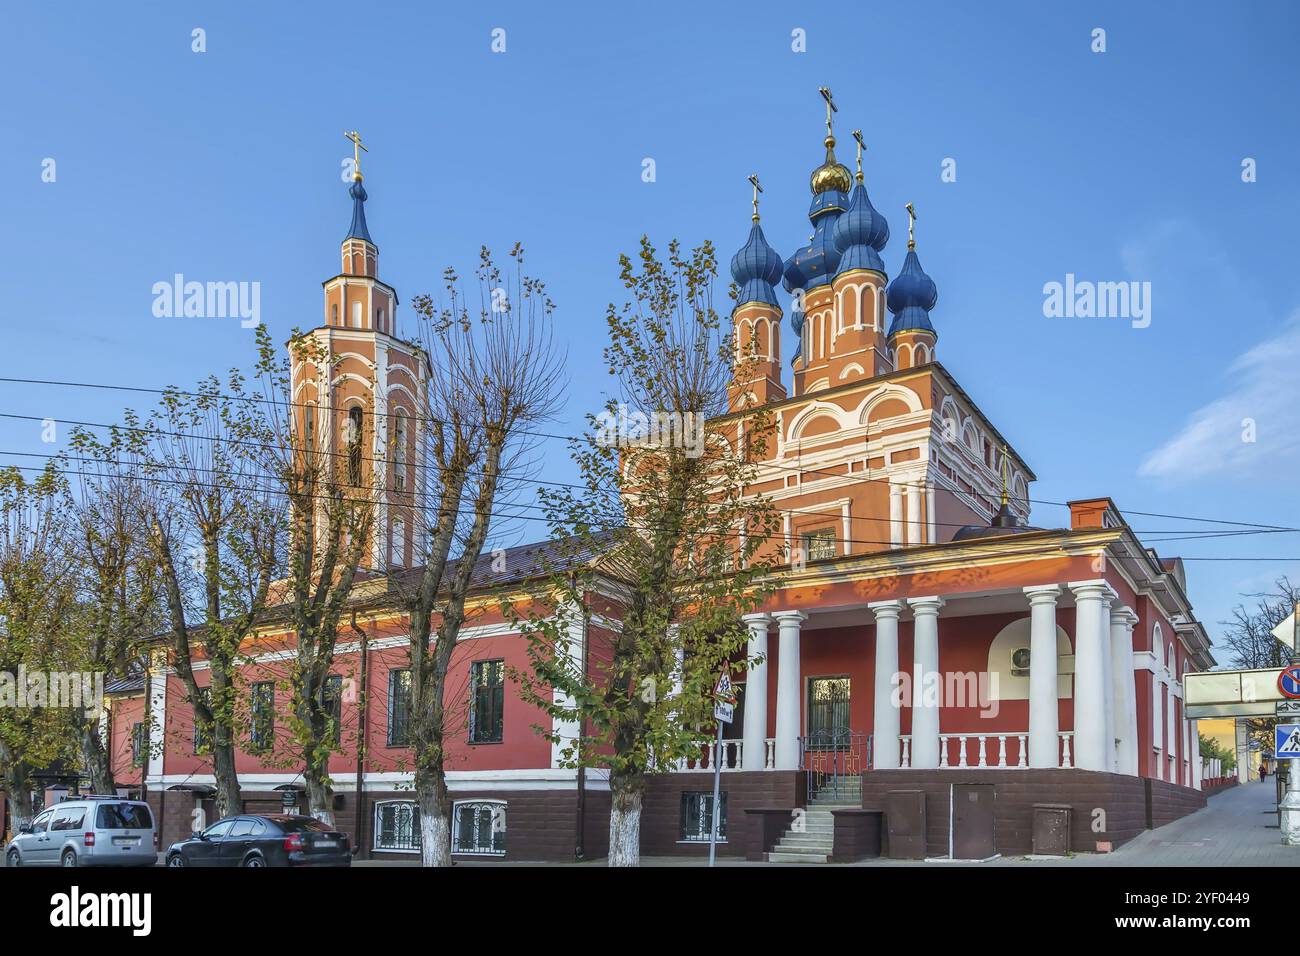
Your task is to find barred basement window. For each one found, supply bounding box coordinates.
[387,669,412,746]
[680,791,726,843]
[374,800,420,852]
[468,660,504,743]
[453,800,505,855]
[802,527,838,561]
[250,681,274,753]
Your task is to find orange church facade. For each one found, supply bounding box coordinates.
[104,109,1216,862]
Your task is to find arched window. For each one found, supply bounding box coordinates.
[346,406,364,486]
[351,301,362,328]
[331,303,339,325]
[304,404,315,454]
[393,412,407,492]
[377,307,386,331]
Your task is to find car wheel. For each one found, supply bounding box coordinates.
[5,848,19,868]
[242,854,265,868]
[166,854,186,868]
[61,850,78,868]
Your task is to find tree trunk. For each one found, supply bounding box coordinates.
[416,767,451,866]
[75,713,115,796]
[211,741,241,818]
[3,763,34,833]
[304,763,334,826]
[607,771,644,866]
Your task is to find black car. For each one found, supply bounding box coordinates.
[165,815,352,868]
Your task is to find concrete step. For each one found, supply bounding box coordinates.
[778,837,834,851]
[767,849,830,864]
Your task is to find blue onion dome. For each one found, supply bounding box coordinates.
[730,221,784,308]
[784,134,853,293]
[833,181,890,276]
[345,179,373,243]
[886,247,939,337]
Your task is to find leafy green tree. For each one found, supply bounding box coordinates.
[512,237,781,866]
[0,466,80,830]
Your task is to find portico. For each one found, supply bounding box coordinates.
[735,580,1149,779]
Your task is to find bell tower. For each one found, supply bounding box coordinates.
[289,132,429,572]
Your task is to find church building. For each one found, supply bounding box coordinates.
[108,101,1216,862]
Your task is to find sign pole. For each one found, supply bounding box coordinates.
[708,719,723,867]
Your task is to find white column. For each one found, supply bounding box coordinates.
[1152,664,1164,778]
[889,483,903,547]
[1099,593,1115,772]
[1024,585,1061,769]
[741,614,770,771]
[1069,581,1116,771]
[551,603,587,768]
[905,483,922,545]
[1110,607,1140,776]
[908,596,944,769]
[1167,685,1179,782]
[870,601,903,769]
[773,611,806,771]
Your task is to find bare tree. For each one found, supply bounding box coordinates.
[1220,576,1299,754]
[253,327,376,824]
[136,368,286,818]
[395,245,565,866]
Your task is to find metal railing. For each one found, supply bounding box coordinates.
[800,730,868,802]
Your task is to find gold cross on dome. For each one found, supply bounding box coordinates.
[906,202,917,249]
[818,86,837,136]
[851,129,865,182]
[343,130,368,181]
[747,173,763,222]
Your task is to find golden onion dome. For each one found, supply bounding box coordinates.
[810,134,853,195]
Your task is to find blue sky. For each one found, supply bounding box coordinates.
[5,0,1299,657]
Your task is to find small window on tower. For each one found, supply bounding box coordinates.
[351,301,362,328]
[393,412,407,492]
[347,407,364,486]
[377,307,386,330]
[331,303,339,325]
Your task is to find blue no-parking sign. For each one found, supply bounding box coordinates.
[1276,723,1300,759]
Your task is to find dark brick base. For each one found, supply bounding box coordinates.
[639,771,804,856]
[148,785,601,862]
[859,769,1207,857]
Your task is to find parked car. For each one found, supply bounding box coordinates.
[5,797,157,868]
[165,814,352,868]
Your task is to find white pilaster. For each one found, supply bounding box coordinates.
[870,601,903,769]
[773,611,807,771]
[905,483,922,546]
[550,603,586,768]
[889,483,903,547]
[1024,585,1061,769]
[741,614,771,771]
[1099,593,1115,771]
[146,652,167,783]
[1111,607,1140,775]
[908,596,944,769]
[925,484,936,544]
[1069,580,1116,771]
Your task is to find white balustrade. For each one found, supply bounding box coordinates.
[1059,731,1073,769]
[895,731,1070,770]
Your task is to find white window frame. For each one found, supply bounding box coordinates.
[451,799,506,856]
[372,799,420,854]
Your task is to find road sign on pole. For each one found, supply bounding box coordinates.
[708,670,734,868]
[1279,665,1300,700]
[1276,724,1300,759]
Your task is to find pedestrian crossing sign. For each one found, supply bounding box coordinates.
[1277,723,1300,759]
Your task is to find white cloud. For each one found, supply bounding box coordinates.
[1139,311,1300,479]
